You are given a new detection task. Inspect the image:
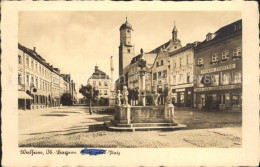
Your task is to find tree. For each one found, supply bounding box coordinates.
[60,93,72,106]
[79,84,99,115]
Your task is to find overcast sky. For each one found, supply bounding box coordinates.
[19,11,241,97]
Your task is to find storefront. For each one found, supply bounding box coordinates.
[172,87,193,107]
[18,91,33,110]
[194,84,242,111]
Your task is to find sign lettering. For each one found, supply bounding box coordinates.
[201,64,236,74]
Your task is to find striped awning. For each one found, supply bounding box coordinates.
[18,91,33,99]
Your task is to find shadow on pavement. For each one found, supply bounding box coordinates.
[41,114,68,117]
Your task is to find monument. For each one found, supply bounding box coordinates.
[105,49,187,131]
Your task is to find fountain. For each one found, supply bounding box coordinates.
[105,49,187,131]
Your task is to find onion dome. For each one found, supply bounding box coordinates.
[119,17,133,31]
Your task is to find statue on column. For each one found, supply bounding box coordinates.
[153,90,160,106]
[166,90,174,106]
[122,86,129,106]
[116,90,123,106]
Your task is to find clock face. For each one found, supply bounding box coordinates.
[127,29,131,33]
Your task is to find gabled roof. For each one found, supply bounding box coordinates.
[148,40,171,54]
[197,19,242,48]
[89,66,109,79]
[151,49,170,68]
[169,43,197,57]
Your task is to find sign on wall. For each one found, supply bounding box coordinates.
[194,84,241,92]
[201,64,236,74]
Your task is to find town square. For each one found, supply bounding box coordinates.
[17,11,243,148]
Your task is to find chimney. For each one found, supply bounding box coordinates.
[33,47,36,52]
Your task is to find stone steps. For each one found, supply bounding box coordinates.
[104,121,187,132]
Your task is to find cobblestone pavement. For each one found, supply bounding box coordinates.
[19,105,242,148]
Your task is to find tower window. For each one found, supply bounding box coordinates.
[127,49,131,53]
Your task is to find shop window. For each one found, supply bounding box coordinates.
[18,74,22,84]
[232,95,240,105]
[197,58,203,66]
[99,81,102,86]
[222,50,229,61]
[233,47,242,59]
[211,53,219,64]
[18,55,22,64]
[180,92,185,104]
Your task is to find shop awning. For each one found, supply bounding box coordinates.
[18,91,33,99]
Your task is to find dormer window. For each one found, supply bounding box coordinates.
[197,58,203,66]
[222,50,229,61]
[233,47,242,59]
[206,33,215,41]
[211,53,219,64]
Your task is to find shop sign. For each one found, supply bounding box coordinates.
[176,88,185,92]
[201,64,236,74]
[194,84,241,92]
[18,84,25,91]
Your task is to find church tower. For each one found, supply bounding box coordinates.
[172,21,178,42]
[119,17,135,76]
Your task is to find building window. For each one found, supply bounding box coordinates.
[179,74,183,84]
[211,53,219,63]
[156,62,159,67]
[31,60,34,69]
[233,47,242,58]
[26,74,29,86]
[18,74,22,84]
[161,60,163,66]
[198,58,203,66]
[222,50,229,61]
[153,73,157,80]
[233,71,242,83]
[35,78,38,88]
[187,73,190,83]
[179,58,182,67]
[158,71,162,79]
[104,90,108,95]
[104,81,108,86]
[162,70,167,78]
[31,76,34,85]
[45,70,47,77]
[99,81,102,86]
[221,73,230,85]
[93,81,96,86]
[99,90,102,95]
[26,57,29,67]
[35,63,38,72]
[186,55,189,65]
[18,55,22,64]
[212,74,219,86]
[127,49,131,53]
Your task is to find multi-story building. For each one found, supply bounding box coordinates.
[18,43,76,110]
[51,68,61,107]
[18,43,52,110]
[88,65,110,106]
[169,42,199,107]
[194,19,242,111]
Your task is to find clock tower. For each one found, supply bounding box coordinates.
[119,17,135,76]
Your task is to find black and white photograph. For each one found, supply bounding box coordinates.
[1,1,259,166]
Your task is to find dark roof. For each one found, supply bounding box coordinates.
[197,19,242,48]
[89,67,109,79]
[119,19,133,31]
[18,43,53,71]
[169,43,197,57]
[148,40,171,54]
